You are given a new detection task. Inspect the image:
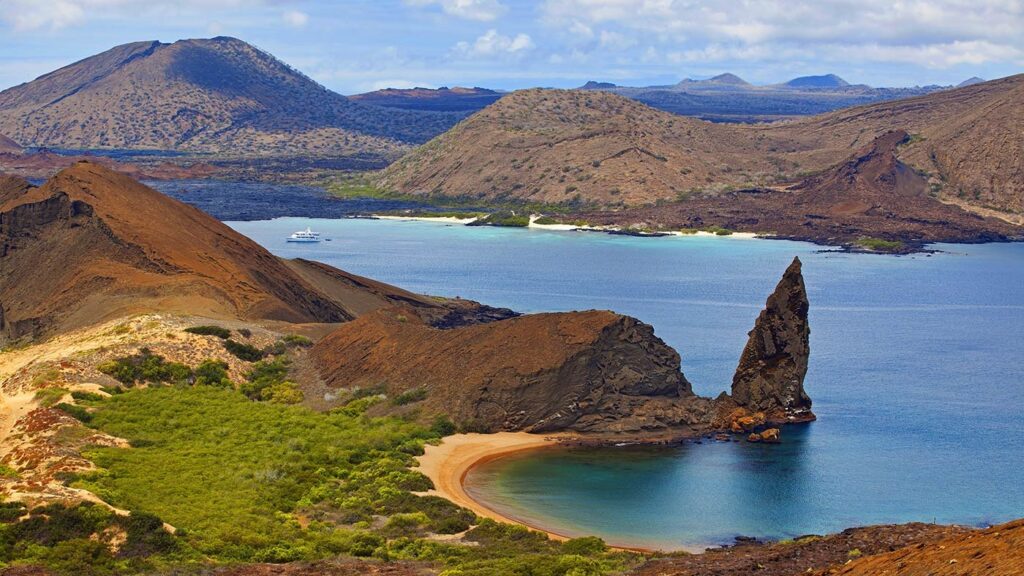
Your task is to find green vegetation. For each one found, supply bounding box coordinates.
[193,360,232,388]
[0,465,18,479]
[467,210,530,228]
[0,501,178,575]
[97,349,192,386]
[54,403,93,424]
[533,216,559,225]
[223,339,264,362]
[34,387,69,407]
[0,382,643,574]
[323,173,393,199]
[392,387,428,406]
[281,334,314,348]
[62,387,641,573]
[184,325,232,339]
[854,237,904,252]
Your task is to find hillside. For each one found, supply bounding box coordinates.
[0,134,21,154]
[379,76,1024,234]
[377,88,782,206]
[0,38,461,159]
[0,162,504,343]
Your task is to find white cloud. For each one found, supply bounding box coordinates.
[0,0,284,32]
[282,10,309,28]
[539,0,1024,69]
[405,0,506,22]
[454,29,534,58]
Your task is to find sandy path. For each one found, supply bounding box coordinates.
[416,432,571,540]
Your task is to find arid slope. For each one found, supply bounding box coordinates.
[0,38,459,158]
[0,162,499,343]
[380,75,1024,223]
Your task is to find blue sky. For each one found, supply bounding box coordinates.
[1,0,1021,94]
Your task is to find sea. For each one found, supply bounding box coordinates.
[226,210,1024,551]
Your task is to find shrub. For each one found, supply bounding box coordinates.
[281,334,313,348]
[35,387,69,407]
[97,348,192,386]
[260,382,304,405]
[392,388,427,406]
[430,415,457,437]
[55,403,93,423]
[71,391,104,402]
[563,536,608,555]
[194,360,232,388]
[184,325,231,339]
[855,237,903,252]
[241,358,291,400]
[224,339,264,362]
[533,216,558,225]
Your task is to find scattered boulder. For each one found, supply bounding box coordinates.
[747,428,781,443]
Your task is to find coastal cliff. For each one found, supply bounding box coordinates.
[312,258,813,439]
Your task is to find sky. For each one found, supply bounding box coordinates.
[0,0,1022,94]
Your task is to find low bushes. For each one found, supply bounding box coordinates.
[184,325,231,339]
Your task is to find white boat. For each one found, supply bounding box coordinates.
[286,227,321,243]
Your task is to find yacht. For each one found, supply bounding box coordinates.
[286,227,321,243]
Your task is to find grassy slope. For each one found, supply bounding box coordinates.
[66,386,638,574]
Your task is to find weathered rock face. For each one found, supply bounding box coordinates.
[731,256,813,421]
[311,308,712,435]
[312,257,816,438]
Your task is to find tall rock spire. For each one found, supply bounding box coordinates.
[731,256,814,422]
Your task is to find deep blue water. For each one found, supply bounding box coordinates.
[229,216,1024,551]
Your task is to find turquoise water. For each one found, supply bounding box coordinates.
[229,217,1024,551]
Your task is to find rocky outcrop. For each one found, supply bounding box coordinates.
[312,258,817,438]
[731,257,813,422]
[311,308,715,435]
[311,307,712,432]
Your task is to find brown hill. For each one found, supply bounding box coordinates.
[311,257,812,437]
[0,38,460,159]
[377,88,776,206]
[312,308,713,435]
[379,76,1024,227]
[0,162,502,343]
[580,131,1019,250]
[815,518,1024,576]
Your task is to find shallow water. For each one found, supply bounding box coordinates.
[229,216,1024,551]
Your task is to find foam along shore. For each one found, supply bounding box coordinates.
[415,432,569,540]
[373,212,763,238]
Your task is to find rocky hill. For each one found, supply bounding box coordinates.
[312,257,813,438]
[349,86,503,113]
[379,76,1024,239]
[579,131,1020,250]
[377,88,779,206]
[0,162,505,343]
[0,38,461,159]
[783,74,850,88]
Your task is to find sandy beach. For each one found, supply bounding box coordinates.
[415,432,571,540]
[372,214,479,224]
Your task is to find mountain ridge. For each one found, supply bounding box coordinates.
[0,37,462,159]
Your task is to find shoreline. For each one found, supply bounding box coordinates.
[415,432,663,552]
[371,212,761,239]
